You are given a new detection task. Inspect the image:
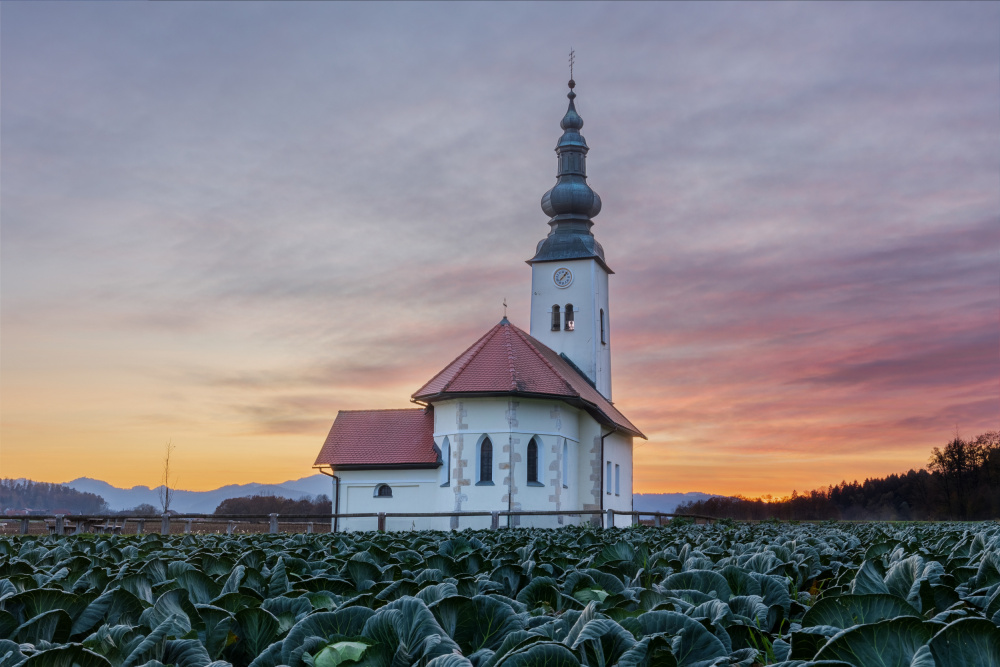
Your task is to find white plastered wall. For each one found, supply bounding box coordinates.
[328,397,634,531]
[603,431,634,527]
[334,467,441,531]
[433,397,592,528]
[529,258,613,400]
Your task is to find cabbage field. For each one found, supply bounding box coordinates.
[1,522,999,667]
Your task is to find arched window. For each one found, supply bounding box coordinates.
[527,438,539,484]
[564,304,575,331]
[440,437,451,487]
[479,437,493,483]
[562,440,569,489]
[551,305,561,332]
[374,484,393,498]
[600,309,606,344]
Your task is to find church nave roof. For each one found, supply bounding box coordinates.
[413,319,644,438]
[314,408,438,469]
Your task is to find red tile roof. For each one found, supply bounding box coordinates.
[313,408,439,469]
[413,319,644,438]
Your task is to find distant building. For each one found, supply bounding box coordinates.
[314,81,644,530]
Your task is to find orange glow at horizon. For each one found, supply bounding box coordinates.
[4,317,994,497]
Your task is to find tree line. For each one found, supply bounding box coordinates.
[1,478,332,516]
[212,495,332,515]
[677,430,1000,521]
[123,495,333,515]
[0,479,108,514]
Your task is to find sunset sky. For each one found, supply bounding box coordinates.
[2,2,997,497]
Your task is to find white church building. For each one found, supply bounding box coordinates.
[314,80,645,530]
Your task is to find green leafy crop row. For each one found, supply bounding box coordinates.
[1,522,999,667]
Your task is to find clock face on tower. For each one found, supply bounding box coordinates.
[553,268,574,288]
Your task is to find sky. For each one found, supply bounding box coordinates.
[2,2,997,497]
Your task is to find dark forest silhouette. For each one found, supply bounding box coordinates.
[0,479,332,516]
[0,479,108,514]
[213,494,332,515]
[678,431,1000,521]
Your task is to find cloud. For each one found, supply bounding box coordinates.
[2,1,997,493]
[796,330,998,390]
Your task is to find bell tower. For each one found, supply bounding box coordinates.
[528,79,613,400]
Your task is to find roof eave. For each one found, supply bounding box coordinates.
[525,254,614,275]
[312,462,441,471]
[413,389,644,439]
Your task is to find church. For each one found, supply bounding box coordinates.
[313,79,644,531]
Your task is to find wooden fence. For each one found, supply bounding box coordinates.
[1,509,716,536]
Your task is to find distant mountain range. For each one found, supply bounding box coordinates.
[633,492,718,514]
[62,475,334,513]
[49,477,716,515]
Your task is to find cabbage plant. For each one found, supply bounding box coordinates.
[1,522,999,666]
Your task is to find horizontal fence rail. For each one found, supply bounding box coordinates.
[1,509,716,535]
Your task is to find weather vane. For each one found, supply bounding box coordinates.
[503,298,508,318]
[569,48,575,81]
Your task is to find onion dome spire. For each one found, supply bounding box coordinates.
[529,79,610,272]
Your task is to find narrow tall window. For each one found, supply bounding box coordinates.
[551,305,561,332]
[606,461,612,495]
[527,438,539,484]
[480,437,493,483]
[600,309,606,344]
[562,440,569,488]
[440,437,451,487]
[615,464,620,496]
[564,304,575,331]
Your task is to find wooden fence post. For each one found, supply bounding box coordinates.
[19,518,29,535]
[55,515,65,536]
[605,509,614,529]
[160,514,170,535]
[184,519,193,534]
[490,511,499,530]
[377,512,386,532]
[226,521,235,535]
[137,519,145,534]
[269,514,279,534]
[306,522,314,534]
[654,513,662,527]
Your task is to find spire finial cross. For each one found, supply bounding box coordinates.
[503,298,508,318]
[569,48,575,81]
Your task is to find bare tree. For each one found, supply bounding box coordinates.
[928,429,1000,518]
[158,440,176,513]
